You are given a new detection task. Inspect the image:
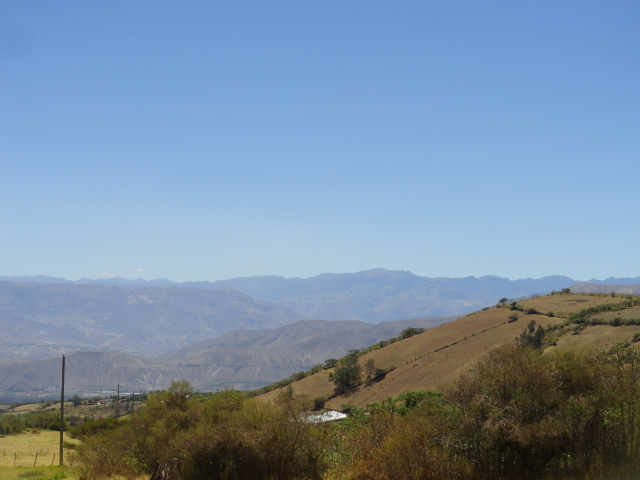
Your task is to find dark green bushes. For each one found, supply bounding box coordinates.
[0,414,26,435]
[22,410,67,431]
[330,354,362,395]
[400,327,426,339]
[517,320,545,348]
[76,382,328,480]
[68,417,120,439]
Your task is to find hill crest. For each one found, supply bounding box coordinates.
[261,293,640,408]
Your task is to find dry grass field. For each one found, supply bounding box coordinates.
[3,398,140,424]
[262,294,640,409]
[5,405,43,415]
[591,305,640,321]
[0,397,140,480]
[0,430,79,468]
[517,294,626,317]
[0,429,146,480]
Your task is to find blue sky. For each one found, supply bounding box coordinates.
[1,1,639,283]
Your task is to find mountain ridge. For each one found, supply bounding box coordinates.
[0,269,606,323]
[0,282,306,358]
[0,316,454,394]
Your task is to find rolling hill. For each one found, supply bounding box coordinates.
[260,292,640,408]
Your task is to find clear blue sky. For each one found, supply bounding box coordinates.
[2,1,638,282]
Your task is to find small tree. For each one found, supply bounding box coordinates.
[517,321,545,348]
[324,359,338,369]
[332,354,362,394]
[364,358,376,383]
[400,327,426,339]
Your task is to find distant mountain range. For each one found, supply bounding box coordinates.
[4,268,634,322]
[0,282,304,358]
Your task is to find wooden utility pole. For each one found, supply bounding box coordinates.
[116,384,120,417]
[59,354,65,466]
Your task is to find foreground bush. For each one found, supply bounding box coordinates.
[329,343,640,480]
[76,381,328,480]
[77,343,640,480]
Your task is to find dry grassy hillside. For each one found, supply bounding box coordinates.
[261,293,640,408]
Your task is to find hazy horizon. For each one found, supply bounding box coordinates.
[2,268,637,285]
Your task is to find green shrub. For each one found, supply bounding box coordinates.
[400,327,426,339]
[68,416,120,439]
[313,397,326,410]
[331,354,362,394]
[0,414,26,435]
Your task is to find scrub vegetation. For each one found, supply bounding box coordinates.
[68,340,640,480]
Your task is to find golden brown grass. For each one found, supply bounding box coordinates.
[261,294,640,409]
[518,294,626,317]
[6,405,42,414]
[551,325,640,350]
[591,305,640,321]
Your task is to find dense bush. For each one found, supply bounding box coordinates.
[23,410,68,431]
[330,354,362,395]
[0,414,26,435]
[76,340,640,480]
[330,343,640,480]
[400,327,426,339]
[76,381,328,480]
[68,417,120,439]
